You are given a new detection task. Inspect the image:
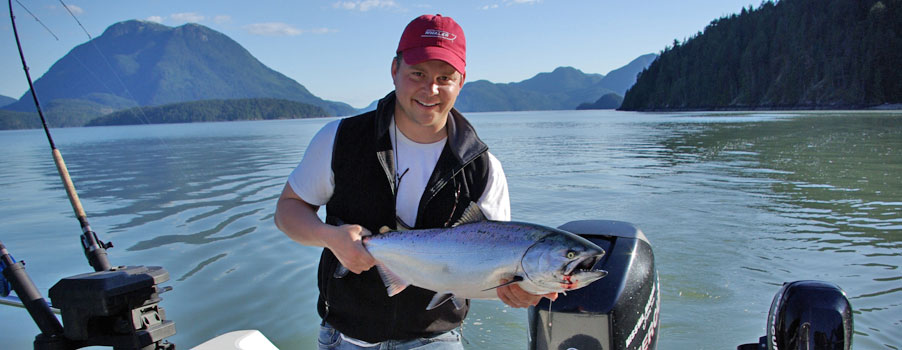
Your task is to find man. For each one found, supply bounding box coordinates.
[274,14,555,349]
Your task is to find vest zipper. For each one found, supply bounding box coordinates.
[419,156,480,226]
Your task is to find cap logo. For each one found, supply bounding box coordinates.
[422,29,456,41]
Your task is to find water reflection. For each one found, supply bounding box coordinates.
[0,120,329,350]
[1,113,900,349]
[56,131,301,250]
[659,113,901,244]
[653,112,901,347]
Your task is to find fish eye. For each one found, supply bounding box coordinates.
[566,250,577,259]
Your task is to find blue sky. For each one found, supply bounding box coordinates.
[2,0,758,108]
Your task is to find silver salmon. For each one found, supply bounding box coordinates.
[357,210,607,310]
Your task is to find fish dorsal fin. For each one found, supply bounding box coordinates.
[451,202,487,227]
[379,226,391,234]
[375,263,409,297]
[480,275,524,292]
[426,292,465,310]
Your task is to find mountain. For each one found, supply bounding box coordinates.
[357,100,379,114]
[577,93,624,110]
[454,67,607,112]
[595,54,658,96]
[348,54,657,114]
[3,20,356,126]
[621,0,902,111]
[449,57,655,113]
[0,95,15,107]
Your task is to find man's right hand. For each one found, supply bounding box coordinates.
[275,183,378,274]
[326,224,377,274]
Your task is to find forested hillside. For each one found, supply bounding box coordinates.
[0,95,14,107]
[86,98,327,126]
[621,0,902,110]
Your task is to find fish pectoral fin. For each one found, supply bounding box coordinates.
[426,292,464,310]
[375,264,409,297]
[451,202,487,227]
[480,275,525,292]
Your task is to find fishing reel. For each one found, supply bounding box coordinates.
[2,240,176,350]
[44,265,176,350]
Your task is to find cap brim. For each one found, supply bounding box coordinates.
[402,46,466,75]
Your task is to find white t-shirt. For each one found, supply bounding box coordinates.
[287,117,511,225]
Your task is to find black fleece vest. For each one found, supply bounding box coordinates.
[316,92,491,342]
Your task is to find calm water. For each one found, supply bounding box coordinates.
[0,110,899,349]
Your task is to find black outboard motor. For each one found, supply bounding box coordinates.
[738,280,853,350]
[528,220,659,350]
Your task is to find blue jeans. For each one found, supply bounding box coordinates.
[318,322,464,350]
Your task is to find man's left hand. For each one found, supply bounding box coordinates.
[496,278,558,308]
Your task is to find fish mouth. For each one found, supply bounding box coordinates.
[564,254,602,276]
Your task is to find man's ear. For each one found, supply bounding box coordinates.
[391,56,399,77]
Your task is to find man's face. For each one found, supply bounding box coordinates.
[391,57,464,141]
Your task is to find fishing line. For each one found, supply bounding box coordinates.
[52,0,197,199]
[57,0,91,40]
[56,0,158,128]
[9,0,111,272]
[14,0,257,254]
[52,7,203,217]
[13,0,58,40]
[546,298,554,335]
[54,0,139,119]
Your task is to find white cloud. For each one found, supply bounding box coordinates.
[479,0,538,9]
[146,16,164,23]
[244,22,303,36]
[308,27,337,35]
[213,15,232,24]
[48,4,84,15]
[244,23,336,36]
[333,0,399,11]
[63,4,84,15]
[171,12,205,23]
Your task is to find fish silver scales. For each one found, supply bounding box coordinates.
[363,220,607,310]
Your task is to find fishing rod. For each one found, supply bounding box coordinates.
[3,4,177,349]
[8,0,112,272]
[1,240,64,341]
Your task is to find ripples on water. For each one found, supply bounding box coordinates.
[0,111,899,349]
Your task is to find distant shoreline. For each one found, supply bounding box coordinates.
[619,103,902,112]
[4,105,902,130]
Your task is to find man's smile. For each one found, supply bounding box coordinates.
[416,99,439,108]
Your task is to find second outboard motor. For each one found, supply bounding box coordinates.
[738,280,853,350]
[528,220,659,350]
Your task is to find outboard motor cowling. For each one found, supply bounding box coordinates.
[529,220,659,350]
[738,280,853,350]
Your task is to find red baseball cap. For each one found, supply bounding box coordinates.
[396,14,466,75]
